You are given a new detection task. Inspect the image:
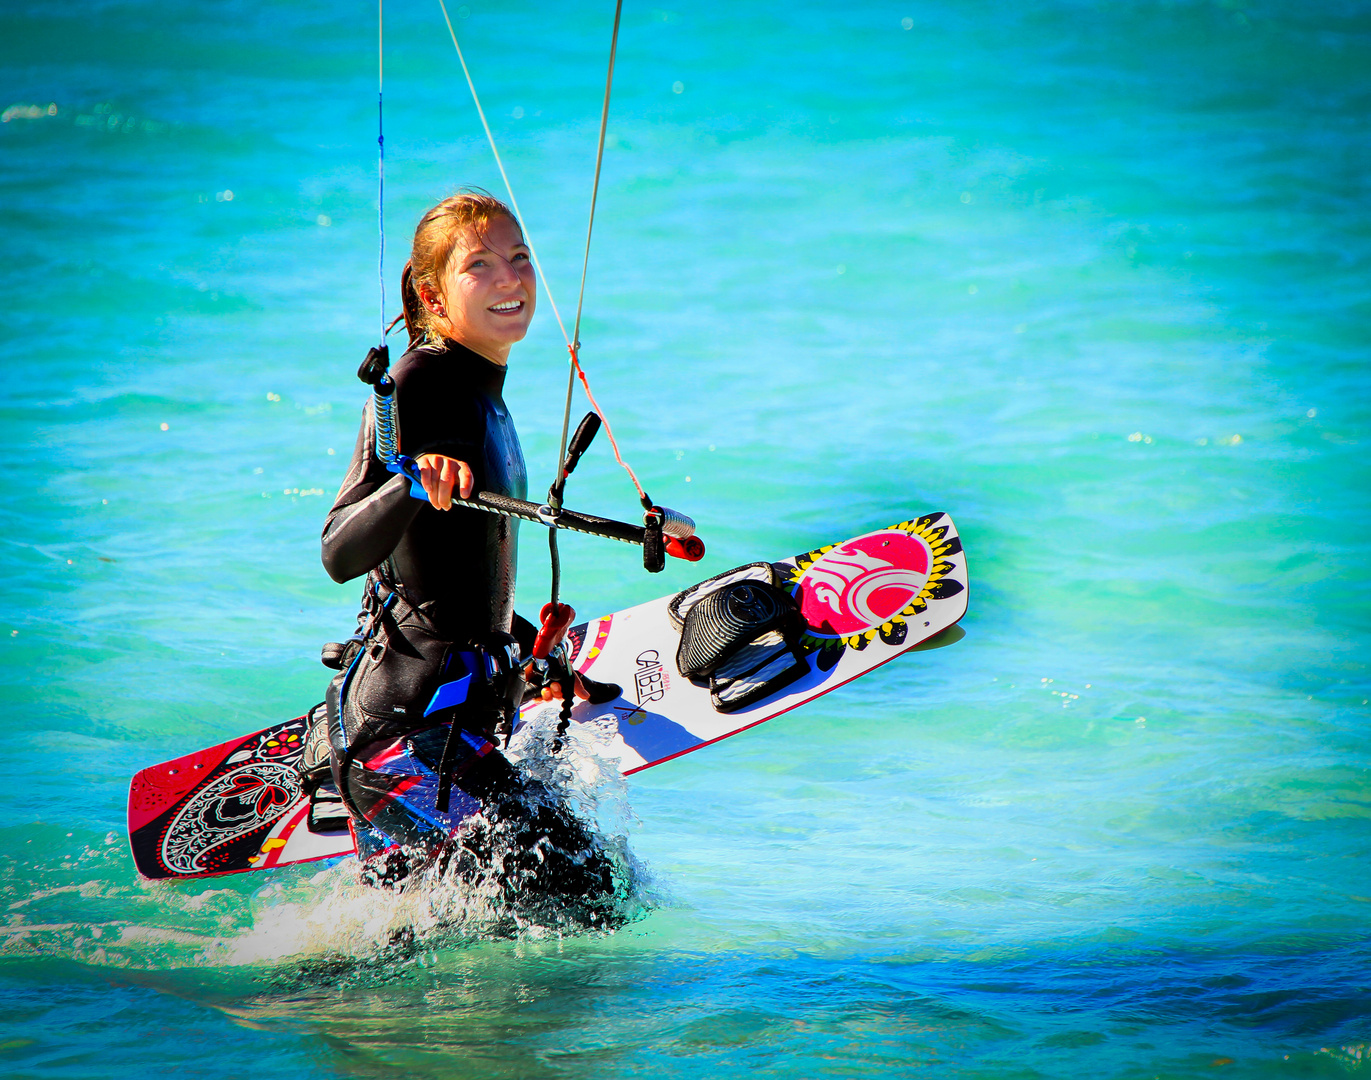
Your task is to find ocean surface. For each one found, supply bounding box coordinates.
[2,0,1368,1076]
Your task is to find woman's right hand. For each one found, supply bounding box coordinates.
[413,453,473,510]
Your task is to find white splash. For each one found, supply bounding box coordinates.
[209,709,655,969]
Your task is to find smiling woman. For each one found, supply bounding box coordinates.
[313,191,611,900]
[400,191,536,366]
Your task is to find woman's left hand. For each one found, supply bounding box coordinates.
[541,674,589,702]
[523,661,589,703]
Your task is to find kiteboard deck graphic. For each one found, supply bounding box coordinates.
[127,511,968,879]
[126,712,349,879]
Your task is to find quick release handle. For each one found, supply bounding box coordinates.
[357,344,391,387]
[532,602,575,660]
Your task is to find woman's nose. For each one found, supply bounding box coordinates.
[494,256,520,287]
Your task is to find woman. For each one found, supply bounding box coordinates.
[317,192,611,902]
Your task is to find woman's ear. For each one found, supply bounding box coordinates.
[417,283,446,318]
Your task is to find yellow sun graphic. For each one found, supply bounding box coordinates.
[785,512,964,657]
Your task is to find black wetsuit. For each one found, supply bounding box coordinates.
[323,340,526,650]
[319,341,611,901]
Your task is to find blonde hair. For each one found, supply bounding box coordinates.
[400,190,522,347]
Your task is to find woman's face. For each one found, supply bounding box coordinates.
[434,215,536,364]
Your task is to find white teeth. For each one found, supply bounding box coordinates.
[490,300,522,312]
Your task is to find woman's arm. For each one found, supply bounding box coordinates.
[321,350,483,583]
[320,408,425,583]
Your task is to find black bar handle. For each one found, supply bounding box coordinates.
[357,345,390,386]
[456,490,646,546]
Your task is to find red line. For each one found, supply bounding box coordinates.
[148,847,355,881]
[576,614,613,675]
[363,773,424,819]
[259,802,312,868]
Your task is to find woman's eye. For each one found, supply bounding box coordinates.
[513,252,530,263]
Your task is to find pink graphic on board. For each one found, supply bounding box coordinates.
[795,530,931,637]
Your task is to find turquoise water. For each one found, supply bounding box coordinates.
[3,0,1369,1075]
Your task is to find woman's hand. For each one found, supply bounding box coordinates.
[413,453,473,510]
[522,661,590,703]
[541,674,590,703]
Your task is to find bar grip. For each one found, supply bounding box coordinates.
[657,506,696,539]
[455,490,647,545]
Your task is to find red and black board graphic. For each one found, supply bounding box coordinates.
[127,716,318,879]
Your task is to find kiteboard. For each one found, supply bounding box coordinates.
[127,511,968,880]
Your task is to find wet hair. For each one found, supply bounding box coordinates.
[400,189,522,348]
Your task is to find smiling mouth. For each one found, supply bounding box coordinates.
[489,299,524,314]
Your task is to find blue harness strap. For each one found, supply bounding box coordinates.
[424,649,479,716]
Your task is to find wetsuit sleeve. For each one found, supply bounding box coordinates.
[320,405,424,583]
